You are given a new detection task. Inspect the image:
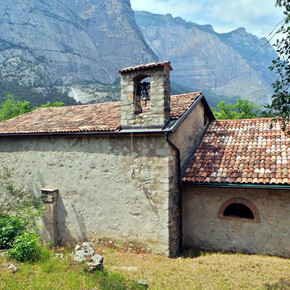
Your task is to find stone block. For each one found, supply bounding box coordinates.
[41,188,59,246]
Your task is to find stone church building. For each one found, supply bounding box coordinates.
[0,62,289,257]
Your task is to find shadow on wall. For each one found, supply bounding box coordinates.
[57,193,89,246]
[26,171,89,246]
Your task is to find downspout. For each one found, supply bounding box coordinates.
[165,132,183,255]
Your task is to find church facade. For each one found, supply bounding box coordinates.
[0,62,289,257]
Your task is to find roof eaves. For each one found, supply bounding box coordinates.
[181,182,290,190]
[0,129,167,137]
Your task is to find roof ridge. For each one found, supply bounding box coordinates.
[35,101,122,111]
[118,61,173,73]
[171,91,202,97]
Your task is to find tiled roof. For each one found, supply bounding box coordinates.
[0,102,122,134]
[170,92,202,120]
[0,92,202,135]
[182,119,290,186]
[118,61,173,73]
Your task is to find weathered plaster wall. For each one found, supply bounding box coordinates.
[0,134,179,255]
[171,102,206,168]
[183,186,290,257]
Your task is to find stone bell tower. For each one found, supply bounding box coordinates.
[118,61,173,128]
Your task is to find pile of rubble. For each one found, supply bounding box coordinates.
[73,242,103,272]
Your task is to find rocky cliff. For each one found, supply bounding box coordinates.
[0,1,277,105]
[135,11,276,104]
[0,0,157,103]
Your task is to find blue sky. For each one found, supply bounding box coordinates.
[131,0,284,40]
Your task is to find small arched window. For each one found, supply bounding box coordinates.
[133,75,151,114]
[218,198,259,223]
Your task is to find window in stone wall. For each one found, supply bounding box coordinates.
[134,76,151,114]
[218,198,260,223]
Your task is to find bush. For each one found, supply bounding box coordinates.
[8,232,41,262]
[0,215,25,249]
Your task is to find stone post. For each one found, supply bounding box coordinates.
[41,188,59,245]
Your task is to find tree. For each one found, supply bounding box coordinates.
[268,0,290,134]
[211,99,261,120]
[0,95,65,122]
[40,101,65,108]
[0,94,32,122]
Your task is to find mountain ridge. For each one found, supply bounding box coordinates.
[0,1,277,106]
[0,0,157,104]
[134,10,276,104]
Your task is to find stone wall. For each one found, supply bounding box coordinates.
[171,102,206,169]
[167,145,180,255]
[165,101,208,254]
[182,186,290,257]
[0,134,179,255]
[120,66,171,128]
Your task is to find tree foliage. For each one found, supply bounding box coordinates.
[211,99,262,120]
[0,168,45,262]
[0,94,31,122]
[268,0,290,134]
[0,94,65,122]
[40,101,65,108]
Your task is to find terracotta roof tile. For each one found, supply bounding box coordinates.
[118,61,173,73]
[183,119,290,186]
[170,92,202,120]
[0,102,122,134]
[0,92,202,135]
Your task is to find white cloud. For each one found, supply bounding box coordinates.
[131,0,203,18]
[131,0,284,38]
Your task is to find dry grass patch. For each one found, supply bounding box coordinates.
[96,247,290,289]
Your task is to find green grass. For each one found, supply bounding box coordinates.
[0,249,145,290]
[1,246,289,289]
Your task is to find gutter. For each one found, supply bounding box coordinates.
[181,182,290,190]
[165,132,183,255]
[0,130,167,138]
